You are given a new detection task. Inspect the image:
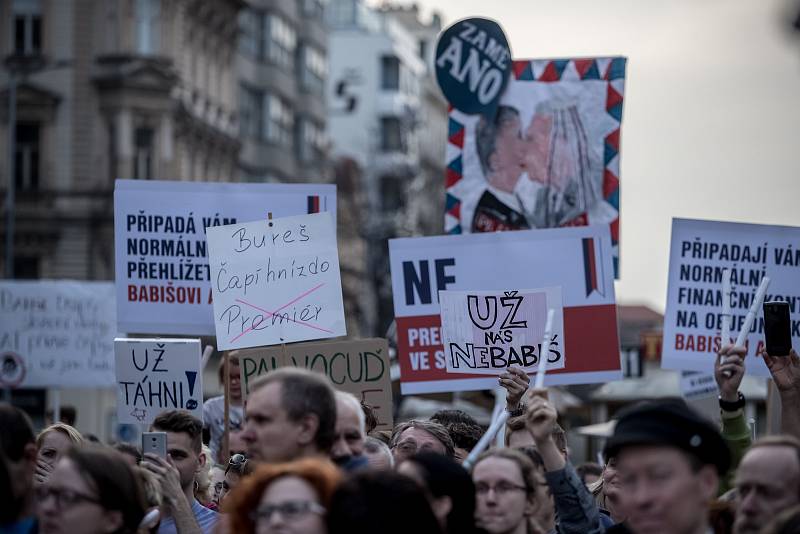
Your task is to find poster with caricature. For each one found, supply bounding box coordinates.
[444,57,626,273]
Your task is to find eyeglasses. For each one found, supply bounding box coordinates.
[226,453,247,474]
[35,486,100,509]
[475,482,529,496]
[251,500,326,523]
[394,441,439,456]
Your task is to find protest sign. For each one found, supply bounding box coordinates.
[435,17,512,118]
[679,371,718,401]
[389,225,620,394]
[662,218,800,377]
[206,212,346,350]
[0,281,115,388]
[238,338,393,430]
[114,338,202,424]
[444,57,626,273]
[439,287,565,375]
[114,179,336,336]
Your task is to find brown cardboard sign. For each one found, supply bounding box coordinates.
[238,338,393,430]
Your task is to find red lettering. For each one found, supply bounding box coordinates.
[128,285,137,302]
[675,334,684,350]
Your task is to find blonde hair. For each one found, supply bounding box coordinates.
[194,444,213,505]
[36,423,84,448]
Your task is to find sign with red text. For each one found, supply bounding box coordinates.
[114,338,202,424]
[206,213,346,350]
[662,218,800,377]
[114,180,335,335]
[440,287,565,375]
[0,281,116,388]
[389,225,619,394]
[238,338,393,430]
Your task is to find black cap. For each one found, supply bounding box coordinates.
[604,398,731,475]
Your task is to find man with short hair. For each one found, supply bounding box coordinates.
[240,367,336,463]
[331,391,366,469]
[363,436,394,470]
[143,410,218,534]
[604,399,731,534]
[390,419,455,463]
[0,403,38,533]
[732,435,800,534]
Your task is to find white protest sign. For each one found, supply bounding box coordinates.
[206,212,346,350]
[114,338,202,424]
[0,281,116,388]
[389,224,620,394]
[663,218,800,376]
[679,371,718,401]
[439,287,565,375]
[114,179,336,335]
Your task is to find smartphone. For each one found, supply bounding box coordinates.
[763,301,793,356]
[142,431,167,459]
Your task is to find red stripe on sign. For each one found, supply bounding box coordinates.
[396,304,620,384]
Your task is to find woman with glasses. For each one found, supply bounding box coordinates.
[219,453,252,504]
[223,458,340,534]
[472,449,548,534]
[36,445,147,534]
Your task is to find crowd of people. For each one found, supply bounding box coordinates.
[2,344,800,534]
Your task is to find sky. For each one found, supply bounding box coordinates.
[374,0,800,313]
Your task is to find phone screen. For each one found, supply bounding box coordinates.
[763,301,792,356]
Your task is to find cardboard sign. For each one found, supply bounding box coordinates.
[435,17,512,117]
[238,338,393,430]
[0,281,116,388]
[114,179,336,335]
[680,371,718,401]
[444,57,626,273]
[663,218,800,376]
[389,225,620,394]
[206,213,346,350]
[114,338,202,424]
[439,287,565,375]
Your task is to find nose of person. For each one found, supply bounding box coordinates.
[738,489,761,516]
[331,436,349,459]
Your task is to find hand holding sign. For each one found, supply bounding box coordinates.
[435,17,512,118]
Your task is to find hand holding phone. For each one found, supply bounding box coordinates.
[142,431,167,460]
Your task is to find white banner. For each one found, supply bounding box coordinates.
[114,179,336,335]
[0,281,116,388]
[439,287,565,375]
[114,338,202,424]
[206,212,346,350]
[662,218,800,376]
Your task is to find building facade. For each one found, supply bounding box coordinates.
[236,0,329,182]
[326,0,446,336]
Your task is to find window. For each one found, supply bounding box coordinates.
[133,127,154,180]
[15,123,39,191]
[381,56,400,90]
[380,117,403,152]
[265,94,293,147]
[13,257,40,279]
[238,9,260,57]
[380,175,406,210]
[299,45,326,94]
[135,0,160,55]
[418,39,428,60]
[297,119,325,163]
[12,0,42,55]
[266,15,296,70]
[239,85,264,139]
[302,0,325,19]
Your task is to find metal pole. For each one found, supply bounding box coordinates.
[5,71,15,279]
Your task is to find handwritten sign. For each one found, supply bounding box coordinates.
[389,225,620,394]
[680,371,718,401]
[206,212,346,350]
[114,338,202,424]
[440,288,565,375]
[435,17,512,117]
[239,338,393,430]
[0,281,115,388]
[662,218,800,377]
[114,179,336,335]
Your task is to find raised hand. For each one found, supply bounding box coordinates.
[715,344,746,402]
[499,366,530,410]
